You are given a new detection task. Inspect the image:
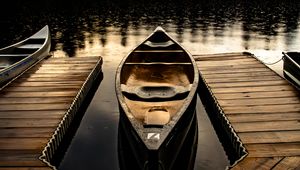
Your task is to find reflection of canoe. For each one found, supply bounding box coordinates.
[0,25,51,85]
[118,109,198,170]
[282,52,300,89]
[115,26,199,169]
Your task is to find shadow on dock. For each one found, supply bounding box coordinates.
[51,72,104,167]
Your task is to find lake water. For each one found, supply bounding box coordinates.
[1,0,300,169]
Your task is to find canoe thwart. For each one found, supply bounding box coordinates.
[121,84,192,100]
[124,62,192,65]
[144,40,174,48]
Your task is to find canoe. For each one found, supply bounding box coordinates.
[115,26,199,169]
[0,25,51,85]
[282,52,300,89]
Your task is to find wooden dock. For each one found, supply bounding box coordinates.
[0,56,102,170]
[195,52,300,169]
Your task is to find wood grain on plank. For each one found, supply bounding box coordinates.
[8,81,83,87]
[0,138,49,150]
[0,152,46,167]
[238,131,300,144]
[246,143,300,157]
[230,157,283,170]
[208,80,288,88]
[233,121,300,132]
[273,157,300,170]
[0,103,70,111]
[212,86,294,93]
[200,71,277,79]
[199,67,269,74]
[215,91,298,100]
[227,112,300,123]
[205,75,282,83]
[0,118,62,128]
[223,104,300,114]
[0,127,56,138]
[218,97,300,106]
[4,86,81,92]
[0,110,65,119]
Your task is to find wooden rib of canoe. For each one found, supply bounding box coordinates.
[115,26,199,170]
[0,25,51,85]
[282,52,300,89]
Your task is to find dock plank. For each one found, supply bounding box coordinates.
[0,97,73,104]
[196,52,300,169]
[0,138,49,150]
[273,157,300,170]
[0,91,77,98]
[0,118,62,128]
[230,157,282,170]
[212,85,294,93]
[0,128,56,138]
[227,112,300,123]
[0,152,46,167]
[232,120,300,132]
[0,103,70,111]
[223,104,300,114]
[0,110,65,119]
[238,131,300,144]
[219,97,300,106]
[215,91,298,100]
[246,143,300,157]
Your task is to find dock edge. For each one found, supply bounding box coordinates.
[197,52,250,169]
[39,56,103,170]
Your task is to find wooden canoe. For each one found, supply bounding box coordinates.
[0,25,51,85]
[115,26,199,169]
[282,52,300,89]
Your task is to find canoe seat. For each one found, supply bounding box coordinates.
[0,54,29,57]
[17,44,43,49]
[124,62,192,65]
[121,84,192,101]
[144,107,170,126]
[0,66,7,70]
[144,40,174,48]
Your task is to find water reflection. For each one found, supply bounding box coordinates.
[1,1,300,169]
[1,0,300,57]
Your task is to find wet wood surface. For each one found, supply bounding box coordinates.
[0,56,101,169]
[195,52,300,169]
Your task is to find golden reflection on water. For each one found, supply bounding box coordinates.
[51,23,298,78]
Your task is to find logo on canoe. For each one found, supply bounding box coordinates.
[147,133,160,140]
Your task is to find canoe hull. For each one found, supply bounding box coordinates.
[282,52,300,89]
[118,94,198,170]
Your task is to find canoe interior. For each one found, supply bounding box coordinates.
[120,34,195,126]
[284,52,300,64]
[0,38,46,69]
